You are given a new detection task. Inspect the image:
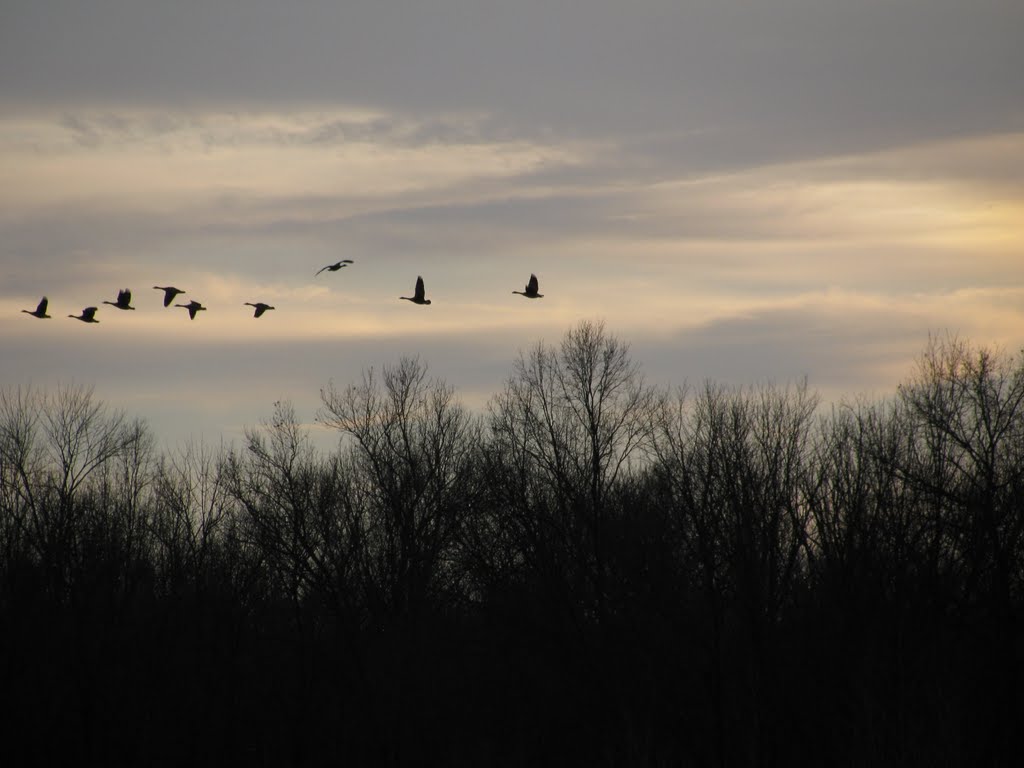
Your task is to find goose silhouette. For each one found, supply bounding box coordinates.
[69,307,100,323]
[315,260,354,276]
[154,286,185,307]
[103,288,135,310]
[400,276,431,305]
[22,297,51,319]
[513,274,544,299]
[175,300,207,320]
[244,302,275,318]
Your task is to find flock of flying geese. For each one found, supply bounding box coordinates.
[21,261,545,323]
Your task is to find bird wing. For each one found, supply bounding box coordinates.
[415,276,425,301]
[123,289,132,303]
[155,286,177,306]
[315,265,329,276]
[83,307,97,321]
[254,305,266,317]
[37,297,48,314]
[527,274,539,294]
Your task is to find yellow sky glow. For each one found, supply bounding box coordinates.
[2,109,1022,421]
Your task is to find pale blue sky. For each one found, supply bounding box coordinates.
[2,0,1022,449]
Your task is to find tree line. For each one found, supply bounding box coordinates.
[2,323,1022,766]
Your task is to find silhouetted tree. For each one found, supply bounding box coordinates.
[319,357,483,763]
[482,321,663,762]
[0,384,145,599]
[488,320,656,621]
[649,379,819,764]
[2,332,1023,766]
[319,358,481,621]
[897,336,1024,760]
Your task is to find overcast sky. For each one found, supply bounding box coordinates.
[2,0,1022,449]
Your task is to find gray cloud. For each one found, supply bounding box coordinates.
[634,306,935,396]
[3,1,1021,168]
[49,110,522,152]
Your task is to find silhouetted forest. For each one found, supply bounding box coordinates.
[2,323,1022,766]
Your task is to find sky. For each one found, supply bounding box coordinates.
[2,0,1022,451]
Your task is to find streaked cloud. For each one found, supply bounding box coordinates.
[0,110,586,214]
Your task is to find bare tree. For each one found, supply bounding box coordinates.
[223,401,348,614]
[0,384,144,599]
[150,439,242,597]
[318,358,483,765]
[894,336,1024,759]
[0,386,46,571]
[651,379,819,764]
[897,335,1024,605]
[488,320,657,621]
[319,357,481,620]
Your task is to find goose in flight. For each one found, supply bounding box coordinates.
[244,302,275,318]
[175,300,207,320]
[22,297,51,319]
[513,274,544,299]
[154,286,185,307]
[103,288,136,310]
[400,276,431,305]
[315,260,354,276]
[69,307,100,323]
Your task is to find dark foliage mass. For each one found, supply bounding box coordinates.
[2,324,1023,766]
